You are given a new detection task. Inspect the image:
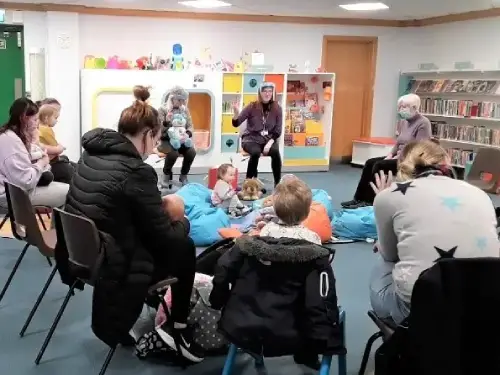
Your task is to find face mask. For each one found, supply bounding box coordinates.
[398,109,413,119]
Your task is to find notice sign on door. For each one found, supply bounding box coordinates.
[0,39,6,49]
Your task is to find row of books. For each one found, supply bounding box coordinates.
[420,98,500,119]
[408,79,500,95]
[446,148,476,167]
[431,121,500,146]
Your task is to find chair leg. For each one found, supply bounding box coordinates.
[319,355,332,375]
[98,346,116,375]
[338,310,347,375]
[20,266,57,337]
[358,331,383,375]
[37,212,48,231]
[34,282,76,365]
[222,343,238,375]
[0,243,29,303]
[46,257,53,267]
[0,214,9,230]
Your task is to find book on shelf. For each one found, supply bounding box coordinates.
[408,79,500,95]
[420,98,500,118]
[431,120,500,146]
[445,148,476,167]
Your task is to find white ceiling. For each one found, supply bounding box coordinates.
[3,0,499,19]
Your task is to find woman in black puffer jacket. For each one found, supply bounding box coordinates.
[55,85,203,363]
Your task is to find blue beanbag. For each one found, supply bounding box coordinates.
[331,206,377,241]
[176,183,230,246]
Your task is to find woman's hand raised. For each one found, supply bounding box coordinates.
[370,170,393,196]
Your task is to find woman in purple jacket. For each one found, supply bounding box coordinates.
[232,82,283,186]
[341,94,432,209]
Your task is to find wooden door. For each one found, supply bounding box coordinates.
[322,36,377,159]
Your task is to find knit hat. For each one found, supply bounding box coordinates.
[168,85,189,102]
[259,82,275,92]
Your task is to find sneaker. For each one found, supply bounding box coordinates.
[161,174,172,189]
[156,325,204,363]
[341,199,358,208]
[294,352,321,371]
[179,174,189,186]
[345,201,370,209]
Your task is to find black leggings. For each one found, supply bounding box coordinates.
[152,236,196,323]
[162,145,196,176]
[354,156,398,204]
[242,141,282,186]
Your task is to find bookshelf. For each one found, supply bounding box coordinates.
[400,70,500,168]
[220,72,335,171]
[220,73,285,154]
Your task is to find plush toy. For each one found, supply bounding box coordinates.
[238,178,264,201]
[167,113,193,150]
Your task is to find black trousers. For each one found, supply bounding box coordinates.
[354,156,398,204]
[51,157,76,184]
[242,141,282,186]
[152,236,196,323]
[162,145,196,176]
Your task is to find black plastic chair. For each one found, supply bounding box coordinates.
[0,183,58,325]
[34,208,182,374]
[358,310,397,375]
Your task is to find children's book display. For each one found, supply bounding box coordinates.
[219,73,334,169]
[283,75,333,166]
[400,74,500,168]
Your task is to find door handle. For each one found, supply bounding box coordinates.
[14,78,22,99]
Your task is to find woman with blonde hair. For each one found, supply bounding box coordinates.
[369,140,499,323]
[342,93,431,209]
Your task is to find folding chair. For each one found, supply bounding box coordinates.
[358,311,398,375]
[465,147,500,193]
[35,208,183,374]
[0,183,57,312]
[221,309,347,375]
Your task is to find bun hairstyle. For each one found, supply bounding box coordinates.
[118,85,159,136]
[397,140,449,181]
[133,85,151,102]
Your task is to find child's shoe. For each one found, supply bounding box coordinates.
[293,352,321,371]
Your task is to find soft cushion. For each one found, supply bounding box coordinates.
[176,183,230,246]
[302,202,332,243]
[331,206,377,241]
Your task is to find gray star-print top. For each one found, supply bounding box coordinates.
[374,174,500,303]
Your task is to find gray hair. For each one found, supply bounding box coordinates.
[398,93,421,110]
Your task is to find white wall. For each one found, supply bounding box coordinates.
[400,18,500,71]
[18,11,406,155]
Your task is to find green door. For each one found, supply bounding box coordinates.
[0,24,25,126]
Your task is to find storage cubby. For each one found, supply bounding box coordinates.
[223,73,242,93]
[243,74,264,93]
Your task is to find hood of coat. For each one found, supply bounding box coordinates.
[82,128,141,159]
[236,236,332,263]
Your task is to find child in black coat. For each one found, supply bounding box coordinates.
[209,178,345,369]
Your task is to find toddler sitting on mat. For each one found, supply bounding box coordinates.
[211,164,251,217]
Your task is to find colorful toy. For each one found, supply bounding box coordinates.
[136,56,149,70]
[106,56,120,69]
[171,43,184,71]
[167,113,193,150]
[155,56,170,70]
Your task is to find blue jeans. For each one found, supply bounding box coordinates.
[369,257,411,325]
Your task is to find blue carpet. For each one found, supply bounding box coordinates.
[0,165,384,375]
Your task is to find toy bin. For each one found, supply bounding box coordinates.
[208,166,238,190]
